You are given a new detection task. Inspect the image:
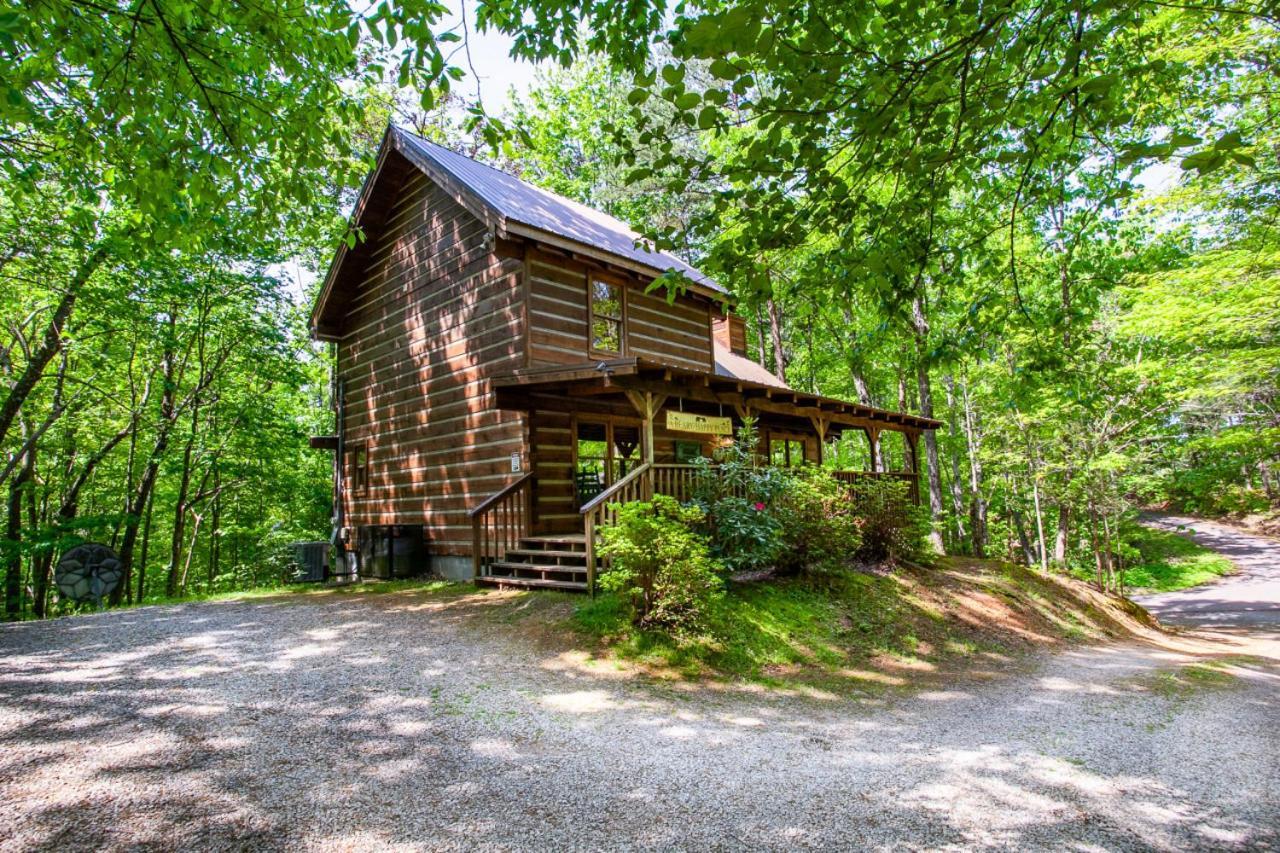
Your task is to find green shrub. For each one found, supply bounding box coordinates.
[597,496,725,633]
[773,468,863,574]
[849,477,930,563]
[697,495,784,572]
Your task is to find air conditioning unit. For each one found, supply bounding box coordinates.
[289,541,329,583]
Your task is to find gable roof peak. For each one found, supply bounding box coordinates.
[390,125,724,296]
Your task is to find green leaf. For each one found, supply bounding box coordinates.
[1179,150,1225,175]
[675,93,702,111]
[627,88,650,106]
[709,58,738,80]
[1031,61,1058,80]
[1080,74,1118,95]
[1213,130,1244,151]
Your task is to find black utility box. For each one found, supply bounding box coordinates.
[289,541,330,583]
[357,525,429,579]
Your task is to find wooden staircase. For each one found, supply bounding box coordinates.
[475,535,588,592]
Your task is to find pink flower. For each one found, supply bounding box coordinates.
[753,502,766,511]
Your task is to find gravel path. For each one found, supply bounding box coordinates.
[3,536,1279,851]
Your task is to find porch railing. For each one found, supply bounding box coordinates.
[652,463,700,502]
[581,462,652,595]
[833,470,920,505]
[469,472,534,580]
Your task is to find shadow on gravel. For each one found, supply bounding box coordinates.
[1,589,1277,850]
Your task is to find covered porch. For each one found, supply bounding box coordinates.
[471,357,940,591]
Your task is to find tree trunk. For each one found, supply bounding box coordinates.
[0,245,108,452]
[961,380,988,557]
[1031,475,1048,571]
[943,375,968,550]
[134,487,156,603]
[910,297,945,554]
[1101,512,1117,593]
[207,468,221,587]
[31,547,53,619]
[840,306,874,408]
[1088,500,1104,591]
[852,371,872,407]
[116,455,162,606]
[115,317,179,606]
[1054,504,1070,567]
[165,400,201,598]
[178,512,203,593]
[766,297,787,382]
[4,453,32,619]
[754,303,769,370]
[1012,507,1037,566]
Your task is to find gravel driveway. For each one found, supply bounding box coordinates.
[1135,513,1280,628]
[3,531,1278,851]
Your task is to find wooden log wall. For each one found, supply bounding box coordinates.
[336,171,527,556]
[525,249,714,371]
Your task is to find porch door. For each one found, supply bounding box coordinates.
[574,419,641,507]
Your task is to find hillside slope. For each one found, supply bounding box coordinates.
[550,557,1160,691]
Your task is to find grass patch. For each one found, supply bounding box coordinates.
[1122,525,1235,593]
[1132,663,1240,700]
[567,557,1147,688]
[121,578,469,611]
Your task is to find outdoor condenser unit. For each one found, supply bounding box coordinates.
[289,541,330,583]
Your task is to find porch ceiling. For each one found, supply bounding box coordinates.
[491,358,942,433]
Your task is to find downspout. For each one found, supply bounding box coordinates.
[331,352,348,572]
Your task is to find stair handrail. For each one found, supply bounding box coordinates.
[579,461,652,595]
[469,472,534,580]
[468,472,534,518]
[578,462,651,516]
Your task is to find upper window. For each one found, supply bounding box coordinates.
[589,278,623,354]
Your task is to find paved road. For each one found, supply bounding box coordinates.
[1,526,1277,851]
[1135,513,1280,628]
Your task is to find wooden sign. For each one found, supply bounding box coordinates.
[666,410,732,435]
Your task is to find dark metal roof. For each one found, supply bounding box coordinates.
[394,127,725,295]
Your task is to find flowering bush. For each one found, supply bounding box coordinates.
[773,468,863,574]
[691,419,787,572]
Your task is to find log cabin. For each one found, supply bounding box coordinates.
[309,125,940,590]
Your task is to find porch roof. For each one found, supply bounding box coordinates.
[491,358,942,433]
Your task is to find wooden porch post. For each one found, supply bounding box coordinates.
[625,390,666,497]
[809,416,828,465]
[904,431,921,505]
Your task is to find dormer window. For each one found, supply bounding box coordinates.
[589,277,624,355]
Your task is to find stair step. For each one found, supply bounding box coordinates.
[518,536,587,552]
[489,560,586,577]
[476,575,587,591]
[505,549,588,562]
